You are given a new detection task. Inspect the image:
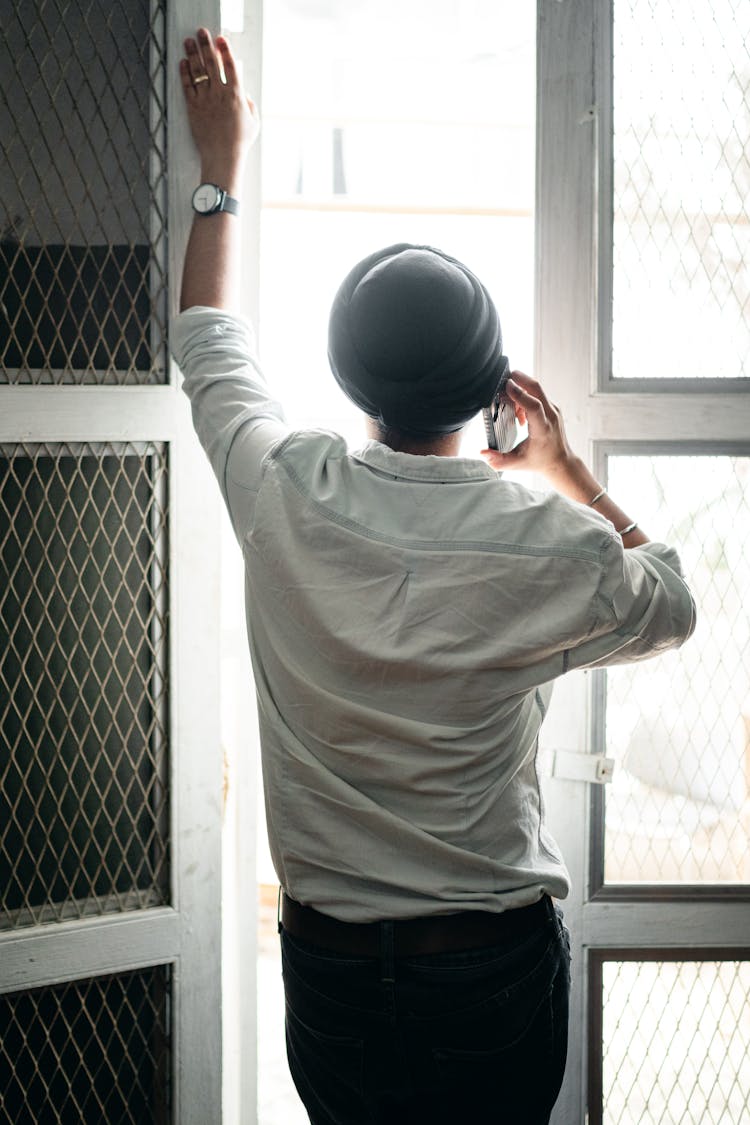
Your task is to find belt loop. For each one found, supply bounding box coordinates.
[380,920,395,983]
[277,886,283,935]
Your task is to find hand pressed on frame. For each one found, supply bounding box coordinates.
[179,29,260,179]
[481,370,577,482]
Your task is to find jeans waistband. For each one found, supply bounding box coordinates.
[280,892,552,957]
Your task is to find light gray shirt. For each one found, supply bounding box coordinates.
[172,307,696,922]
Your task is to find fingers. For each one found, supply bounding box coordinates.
[507,370,553,415]
[216,35,238,87]
[183,29,225,91]
[196,28,221,84]
[179,57,195,99]
[505,376,545,418]
[480,439,530,471]
[480,448,510,470]
[184,35,207,85]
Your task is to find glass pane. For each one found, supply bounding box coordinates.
[0,443,169,927]
[612,0,750,379]
[0,966,171,1124]
[0,0,168,383]
[603,455,750,885]
[260,0,536,441]
[602,960,750,1124]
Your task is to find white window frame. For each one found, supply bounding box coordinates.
[536,2,750,1122]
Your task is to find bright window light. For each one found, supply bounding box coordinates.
[258,0,536,446]
[251,5,536,1122]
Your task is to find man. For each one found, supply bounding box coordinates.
[174,30,695,1124]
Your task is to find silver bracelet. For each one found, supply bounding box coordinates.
[588,488,606,506]
[618,520,638,536]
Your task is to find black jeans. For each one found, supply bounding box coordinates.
[281,896,571,1124]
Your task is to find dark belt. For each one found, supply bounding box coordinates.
[280,892,551,957]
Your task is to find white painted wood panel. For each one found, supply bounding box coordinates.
[167,4,224,1121]
[0,909,181,993]
[536,2,599,1120]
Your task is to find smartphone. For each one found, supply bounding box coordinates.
[482,357,516,453]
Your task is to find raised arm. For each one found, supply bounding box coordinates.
[179,29,260,312]
[481,371,650,548]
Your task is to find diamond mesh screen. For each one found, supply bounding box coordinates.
[601,959,750,1124]
[0,965,171,1124]
[602,455,750,885]
[0,0,168,383]
[612,0,750,379]
[0,443,170,928]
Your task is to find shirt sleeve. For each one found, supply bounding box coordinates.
[171,306,289,540]
[566,535,697,670]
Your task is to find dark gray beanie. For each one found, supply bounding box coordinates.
[328,243,505,434]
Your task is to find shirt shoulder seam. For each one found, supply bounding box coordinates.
[271,448,608,563]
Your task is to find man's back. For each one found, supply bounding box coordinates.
[174,308,695,923]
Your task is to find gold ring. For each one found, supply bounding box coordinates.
[193,74,209,85]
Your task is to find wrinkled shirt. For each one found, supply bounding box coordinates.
[172,307,696,922]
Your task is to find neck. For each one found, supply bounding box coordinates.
[365,419,463,457]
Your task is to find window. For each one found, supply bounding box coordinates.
[537,2,750,1121]
[258,0,536,438]
[609,0,750,383]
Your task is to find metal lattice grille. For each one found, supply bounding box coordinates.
[0,0,168,383]
[0,966,171,1124]
[603,455,750,885]
[602,959,750,1124]
[0,443,169,928]
[612,0,750,380]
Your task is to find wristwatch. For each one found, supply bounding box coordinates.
[191,183,240,216]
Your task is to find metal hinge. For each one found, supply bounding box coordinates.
[539,749,615,785]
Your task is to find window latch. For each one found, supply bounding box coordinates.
[539,749,615,785]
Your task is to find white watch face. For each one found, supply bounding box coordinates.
[192,183,222,213]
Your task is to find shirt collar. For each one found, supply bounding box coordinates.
[351,440,500,483]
